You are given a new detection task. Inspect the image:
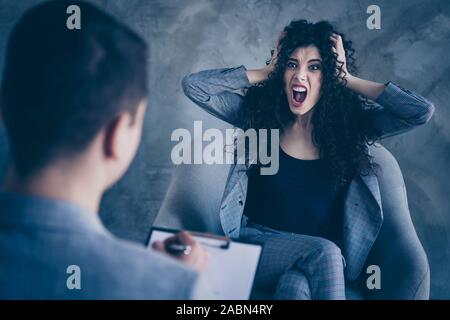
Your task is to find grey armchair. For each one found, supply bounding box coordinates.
[154,144,429,299]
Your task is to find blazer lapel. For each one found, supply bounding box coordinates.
[343,171,384,281]
[360,173,382,211]
[221,163,247,203]
[219,163,248,238]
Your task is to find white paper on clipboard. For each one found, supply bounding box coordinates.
[148,228,262,300]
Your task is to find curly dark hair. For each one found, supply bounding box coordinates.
[239,19,380,189]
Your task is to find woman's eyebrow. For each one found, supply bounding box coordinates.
[287,58,322,63]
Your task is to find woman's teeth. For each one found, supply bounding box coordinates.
[292,86,307,103]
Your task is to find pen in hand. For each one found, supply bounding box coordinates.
[152,231,209,272]
[164,242,192,256]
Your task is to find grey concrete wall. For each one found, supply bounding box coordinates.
[0,0,449,298]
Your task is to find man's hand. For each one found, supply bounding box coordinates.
[152,231,209,272]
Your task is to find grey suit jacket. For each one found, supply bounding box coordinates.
[0,192,208,299]
[179,66,434,283]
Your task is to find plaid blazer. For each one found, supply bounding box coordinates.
[182,66,434,281]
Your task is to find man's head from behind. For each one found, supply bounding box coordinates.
[1,0,148,189]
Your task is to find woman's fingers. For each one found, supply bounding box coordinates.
[328,33,348,79]
[330,34,342,46]
[266,34,283,71]
[274,32,286,52]
[331,37,344,53]
[330,36,338,48]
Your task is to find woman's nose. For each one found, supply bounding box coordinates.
[295,68,307,82]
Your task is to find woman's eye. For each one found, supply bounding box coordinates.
[309,64,321,71]
[286,62,297,69]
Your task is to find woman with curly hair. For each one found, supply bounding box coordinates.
[182,19,434,299]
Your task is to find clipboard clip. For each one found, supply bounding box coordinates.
[189,231,231,250]
[149,227,231,250]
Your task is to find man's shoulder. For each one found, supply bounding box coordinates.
[0,225,199,299]
[0,192,200,299]
[71,230,200,299]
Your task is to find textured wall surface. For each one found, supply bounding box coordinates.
[0,0,449,298]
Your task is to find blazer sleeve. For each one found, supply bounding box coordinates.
[181,65,252,127]
[364,82,435,139]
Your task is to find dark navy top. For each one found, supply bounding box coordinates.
[244,147,347,244]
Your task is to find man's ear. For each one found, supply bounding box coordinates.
[103,112,133,159]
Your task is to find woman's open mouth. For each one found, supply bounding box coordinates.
[292,85,307,106]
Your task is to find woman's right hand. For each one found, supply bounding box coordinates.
[246,32,285,84]
[267,32,285,72]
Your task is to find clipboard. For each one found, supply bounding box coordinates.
[147,227,263,300]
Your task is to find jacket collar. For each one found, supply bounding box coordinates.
[0,192,107,235]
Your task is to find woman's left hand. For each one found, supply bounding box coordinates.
[330,33,386,99]
[330,33,350,80]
